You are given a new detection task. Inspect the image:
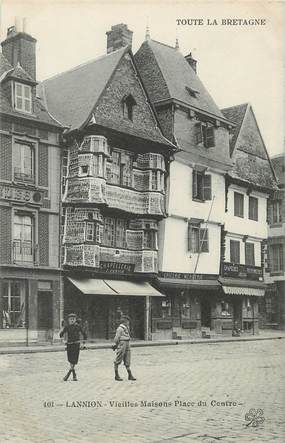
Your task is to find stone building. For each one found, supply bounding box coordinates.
[135,35,277,337]
[221,103,277,334]
[0,24,63,344]
[261,153,285,330]
[41,24,175,340]
[135,36,236,338]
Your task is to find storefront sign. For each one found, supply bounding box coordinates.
[100,261,135,274]
[221,262,263,281]
[0,184,42,205]
[158,271,218,280]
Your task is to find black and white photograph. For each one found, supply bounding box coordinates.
[0,0,284,442]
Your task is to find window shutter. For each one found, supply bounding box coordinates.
[200,228,209,252]
[38,212,49,266]
[195,123,203,144]
[266,200,272,224]
[245,243,255,265]
[203,174,212,200]
[206,126,215,148]
[192,170,198,199]
[187,222,192,251]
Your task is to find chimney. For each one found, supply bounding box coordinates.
[1,19,37,80]
[106,24,133,54]
[185,52,197,74]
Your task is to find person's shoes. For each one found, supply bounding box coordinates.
[115,373,123,381]
[63,370,72,381]
[128,373,136,381]
[72,370,78,381]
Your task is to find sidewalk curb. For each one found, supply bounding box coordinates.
[0,335,284,355]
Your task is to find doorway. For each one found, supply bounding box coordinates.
[38,291,53,330]
[201,298,212,328]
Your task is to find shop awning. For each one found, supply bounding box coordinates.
[68,278,116,295]
[104,280,165,297]
[222,286,265,297]
[68,278,164,297]
[156,277,221,290]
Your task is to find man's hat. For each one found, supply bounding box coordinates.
[68,313,77,318]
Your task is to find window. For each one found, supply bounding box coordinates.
[249,196,258,221]
[188,224,209,253]
[79,165,89,176]
[195,122,215,148]
[234,192,244,218]
[2,281,26,328]
[185,86,199,98]
[269,245,284,272]
[245,242,255,266]
[230,240,240,264]
[85,222,94,241]
[103,217,127,248]
[267,200,282,224]
[107,150,133,187]
[122,95,136,121]
[14,82,32,113]
[192,171,212,201]
[13,213,34,263]
[143,230,157,249]
[14,141,35,183]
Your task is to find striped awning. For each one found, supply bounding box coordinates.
[222,286,265,297]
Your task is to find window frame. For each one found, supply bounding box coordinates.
[248,196,258,221]
[230,239,240,264]
[2,280,26,329]
[195,122,215,148]
[13,140,35,184]
[192,170,212,202]
[269,244,284,273]
[234,192,244,218]
[13,211,35,264]
[14,82,32,114]
[188,223,209,253]
[245,242,255,266]
[122,95,136,121]
[103,217,128,248]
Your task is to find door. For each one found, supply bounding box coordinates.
[38,292,53,329]
[88,297,109,340]
[233,298,242,329]
[129,297,144,340]
[201,298,211,328]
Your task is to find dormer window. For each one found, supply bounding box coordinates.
[186,86,199,98]
[14,82,32,114]
[122,95,136,121]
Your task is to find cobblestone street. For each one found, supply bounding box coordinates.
[0,340,284,443]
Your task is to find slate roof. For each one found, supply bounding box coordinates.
[0,52,62,128]
[42,47,126,130]
[222,103,248,155]
[135,40,225,119]
[271,154,285,186]
[222,102,277,190]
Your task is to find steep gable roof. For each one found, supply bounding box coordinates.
[222,103,277,189]
[271,154,285,186]
[135,39,224,119]
[222,103,247,155]
[42,47,126,130]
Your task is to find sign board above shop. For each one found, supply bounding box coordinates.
[99,261,135,274]
[158,271,219,280]
[0,184,43,205]
[221,262,263,281]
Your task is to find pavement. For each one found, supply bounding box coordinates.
[0,329,284,355]
[0,338,284,443]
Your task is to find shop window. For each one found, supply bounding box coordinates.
[230,240,240,264]
[221,301,231,316]
[249,196,258,221]
[14,141,35,183]
[245,242,255,266]
[188,224,209,253]
[234,192,244,218]
[122,95,136,121]
[2,281,26,328]
[195,122,215,148]
[161,297,172,318]
[103,217,127,248]
[269,244,284,272]
[181,293,191,319]
[192,171,211,201]
[13,213,35,263]
[14,82,32,113]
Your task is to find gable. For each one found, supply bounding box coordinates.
[236,106,267,159]
[93,52,167,145]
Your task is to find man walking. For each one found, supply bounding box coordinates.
[112,315,136,381]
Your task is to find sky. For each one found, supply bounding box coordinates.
[1,0,284,157]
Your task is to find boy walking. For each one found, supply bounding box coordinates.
[60,313,87,381]
[112,315,136,381]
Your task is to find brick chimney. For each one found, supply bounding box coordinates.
[1,20,37,80]
[185,52,197,74]
[106,24,133,54]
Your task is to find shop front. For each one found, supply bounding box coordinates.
[63,276,164,341]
